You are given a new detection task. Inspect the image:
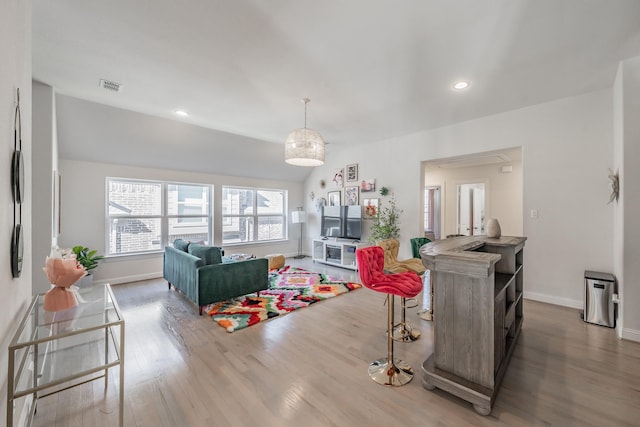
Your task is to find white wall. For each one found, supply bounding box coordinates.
[32,81,59,292]
[1,0,32,423]
[424,147,523,238]
[57,160,304,289]
[614,57,640,341]
[305,89,614,312]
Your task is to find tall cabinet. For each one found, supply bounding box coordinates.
[419,236,526,415]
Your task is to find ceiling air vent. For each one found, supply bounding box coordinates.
[99,79,123,92]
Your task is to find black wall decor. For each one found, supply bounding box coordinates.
[11,88,24,278]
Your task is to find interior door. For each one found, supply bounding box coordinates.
[457,183,485,236]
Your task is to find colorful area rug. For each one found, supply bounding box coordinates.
[204,266,361,333]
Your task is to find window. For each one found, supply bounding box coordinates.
[222,186,286,244]
[107,178,211,255]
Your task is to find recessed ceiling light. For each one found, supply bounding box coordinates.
[453,81,470,90]
[174,110,189,117]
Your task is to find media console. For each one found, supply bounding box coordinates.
[312,238,366,270]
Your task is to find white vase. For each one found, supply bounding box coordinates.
[486,218,501,238]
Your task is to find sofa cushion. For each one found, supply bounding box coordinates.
[173,239,190,252]
[188,244,222,265]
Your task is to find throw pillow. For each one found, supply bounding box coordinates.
[188,244,223,265]
[174,239,190,252]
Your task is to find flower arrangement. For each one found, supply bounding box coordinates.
[42,246,87,312]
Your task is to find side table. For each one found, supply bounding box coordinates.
[7,283,124,426]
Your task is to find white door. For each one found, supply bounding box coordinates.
[457,183,485,236]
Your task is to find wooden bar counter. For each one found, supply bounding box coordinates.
[419,235,526,415]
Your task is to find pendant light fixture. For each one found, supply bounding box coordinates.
[285,98,325,166]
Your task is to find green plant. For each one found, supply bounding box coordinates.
[72,245,104,272]
[368,194,402,244]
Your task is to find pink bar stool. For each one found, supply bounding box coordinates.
[356,246,423,386]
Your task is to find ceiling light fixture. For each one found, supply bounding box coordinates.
[174,110,189,117]
[453,81,470,90]
[285,98,325,167]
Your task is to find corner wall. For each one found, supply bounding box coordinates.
[614,57,640,341]
[32,81,59,292]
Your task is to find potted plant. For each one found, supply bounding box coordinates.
[368,193,402,244]
[72,245,104,287]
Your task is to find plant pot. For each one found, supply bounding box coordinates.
[76,273,94,288]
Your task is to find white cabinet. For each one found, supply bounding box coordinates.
[312,239,366,270]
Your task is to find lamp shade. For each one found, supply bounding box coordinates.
[291,210,307,224]
[285,128,325,166]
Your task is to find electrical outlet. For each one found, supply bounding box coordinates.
[530,209,538,219]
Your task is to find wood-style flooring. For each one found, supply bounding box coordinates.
[32,258,640,426]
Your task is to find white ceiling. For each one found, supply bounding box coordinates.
[33,0,640,176]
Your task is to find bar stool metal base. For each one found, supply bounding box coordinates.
[391,297,420,342]
[392,323,421,342]
[368,358,414,386]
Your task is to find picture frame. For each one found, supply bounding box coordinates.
[344,186,359,206]
[360,178,375,193]
[363,198,379,219]
[332,168,344,188]
[328,191,341,206]
[346,163,358,182]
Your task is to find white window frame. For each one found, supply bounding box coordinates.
[106,178,212,256]
[221,186,287,245]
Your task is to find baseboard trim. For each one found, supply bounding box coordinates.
[523,291,582,309]
[96,272,163,286]
[621,327,640,343]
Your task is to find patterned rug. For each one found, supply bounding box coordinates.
[204,266,361,333]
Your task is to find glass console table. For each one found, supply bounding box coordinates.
[7,283,124,426]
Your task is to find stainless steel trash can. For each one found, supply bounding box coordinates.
[584,271,616,328]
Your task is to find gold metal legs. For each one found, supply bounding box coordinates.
[368,294,414,386]
[392,297,421,342]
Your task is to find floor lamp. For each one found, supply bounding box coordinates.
[291,208,306,259]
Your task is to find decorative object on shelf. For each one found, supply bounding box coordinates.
[11,88,24,278]
[72,245,105,271]
[284,98,325,166]
[291,207,307,259]
[42,246,87,312]
[379,186,389,196]
[72,245,105,287]
[344,186,359,205]
[363,198,379,219]
[361,178,375,193]
[332,168,344,187]
[608,168,619,204]
[486,218,501,238]
[328,190,341,206]
[346,163,358,182]
[369,194,402,244]
[315,197,326,212]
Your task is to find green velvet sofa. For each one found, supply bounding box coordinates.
[163,239,269,314]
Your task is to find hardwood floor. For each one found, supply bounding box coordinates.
[32,258,640,426]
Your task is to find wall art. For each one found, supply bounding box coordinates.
[346,163,358,182]
[344,186,359,206]
[328,191,341,206]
